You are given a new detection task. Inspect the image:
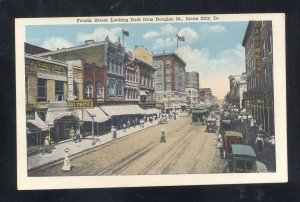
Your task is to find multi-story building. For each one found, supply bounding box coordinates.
[199,88,212,104]
[242,21,274,136]
[154,53,187,111]
[35,37,126,104]
[25,54,84,145]
[135,46,156,109]
[228,73,247,109]
[82,61,107,105]
[124,52,139,103]
[185,71,200,107]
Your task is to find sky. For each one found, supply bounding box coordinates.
[26,21,248,99]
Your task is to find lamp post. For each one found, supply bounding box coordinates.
[91,114,96,146]
[241,114,252,144]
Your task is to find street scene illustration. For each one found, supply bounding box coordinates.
[24,19,275,176]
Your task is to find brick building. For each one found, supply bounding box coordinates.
[242,21,274,136]
[154,53,187,111]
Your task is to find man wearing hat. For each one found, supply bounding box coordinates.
[255,130,264,152]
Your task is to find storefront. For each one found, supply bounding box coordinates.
[100,105,146,129]
[82,107,110,136]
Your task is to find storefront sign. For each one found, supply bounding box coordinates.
[68,100,93,109]
[135,46,153,67]
[254,21,262,79]
[67,63,74,100]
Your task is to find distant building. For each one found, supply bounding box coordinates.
[124,52,139,103]
[242,20,274,136]
[185,71,200,107]
[25,43,50,54]
[199,88,212,103]
[228,73,247,109]
[154,53,187,111]
[185,71,199,88]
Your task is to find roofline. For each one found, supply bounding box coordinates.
[154,53,186,66]
[242,21,254,47]
[34,41,106,57]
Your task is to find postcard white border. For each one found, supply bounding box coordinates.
[16,13,287,190]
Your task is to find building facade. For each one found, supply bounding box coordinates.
[124,52,139,103]
[242,21,274,136]
[185,71,200,107]
[199,88,212,104]
[228,73,247,109]
[25,54,84,146]
[154,53,187,110]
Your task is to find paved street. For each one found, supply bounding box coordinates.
[29,116,228,176]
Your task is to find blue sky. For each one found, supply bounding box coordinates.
[26,21,248,99]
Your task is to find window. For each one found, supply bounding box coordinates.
[85,83,93,98]
[37,79,47,102]
[119,63,122,74]
[73,82,79,98]
[108,79,115,96]
[116,80,123,96]
[264,68,267,84]
[55,80,64,101]
[97,82,103,97]
[262,41,266,59]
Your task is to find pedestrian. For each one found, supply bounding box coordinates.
[122,123,127,132]
[69,127,75,142]
[42,136,49,155]
[133,119,136,128]
[160,128,166,143]
[127,120,130,128]
[255,131,264,152]
[111,126,117,139]
[74,128,81,143]
[216,138,223,159]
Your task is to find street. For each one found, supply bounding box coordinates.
[29,116,228,176]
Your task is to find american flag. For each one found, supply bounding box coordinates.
[177,34,185,41]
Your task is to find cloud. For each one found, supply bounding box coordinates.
[42,36,74,50]
[153,37,177,50]
[200,24,226,33]
[161,24,177,34]
[143,31,159,39]
[178,27,198,40]
[77,27,122,43]
[177,44,245,99]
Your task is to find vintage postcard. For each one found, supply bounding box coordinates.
[16,13,287,190]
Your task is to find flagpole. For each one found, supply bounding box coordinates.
[122,30,124,48]
[177,37,178,54]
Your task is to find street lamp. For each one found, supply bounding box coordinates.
[241,114,253,144]
[91,114,96,146]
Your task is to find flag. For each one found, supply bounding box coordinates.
[177,34,185,41]
[123,30,129,37]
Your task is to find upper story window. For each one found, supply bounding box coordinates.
[97,82,103,97]
[85,83,93,98]
[116,80,123,96]
[55,80,64,101]
[108,79,115,96]
[37,78,47,102]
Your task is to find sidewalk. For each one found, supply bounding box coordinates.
[27,116,181,171]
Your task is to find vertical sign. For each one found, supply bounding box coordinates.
[67,63,74,100]
[254,21,262,79]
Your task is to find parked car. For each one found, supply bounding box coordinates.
[228,144,257,173]
[222,130,244,159]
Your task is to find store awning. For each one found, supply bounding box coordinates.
[145,108,159,115]
[83,107,110,123]
[45,110,80,126]
[100,105,146,116]
[27,112,49,131]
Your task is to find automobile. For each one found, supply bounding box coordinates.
[228,144,257,173]
[221,119,237,131]
[206,118,216,133]
[222,130,244,159]
[158,117,167,124]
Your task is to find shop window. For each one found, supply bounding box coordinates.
[85,83,93,98]
[55,80,64,101]
[108,79,116,96]
[37,78,47,102]
[116,80,123,96]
